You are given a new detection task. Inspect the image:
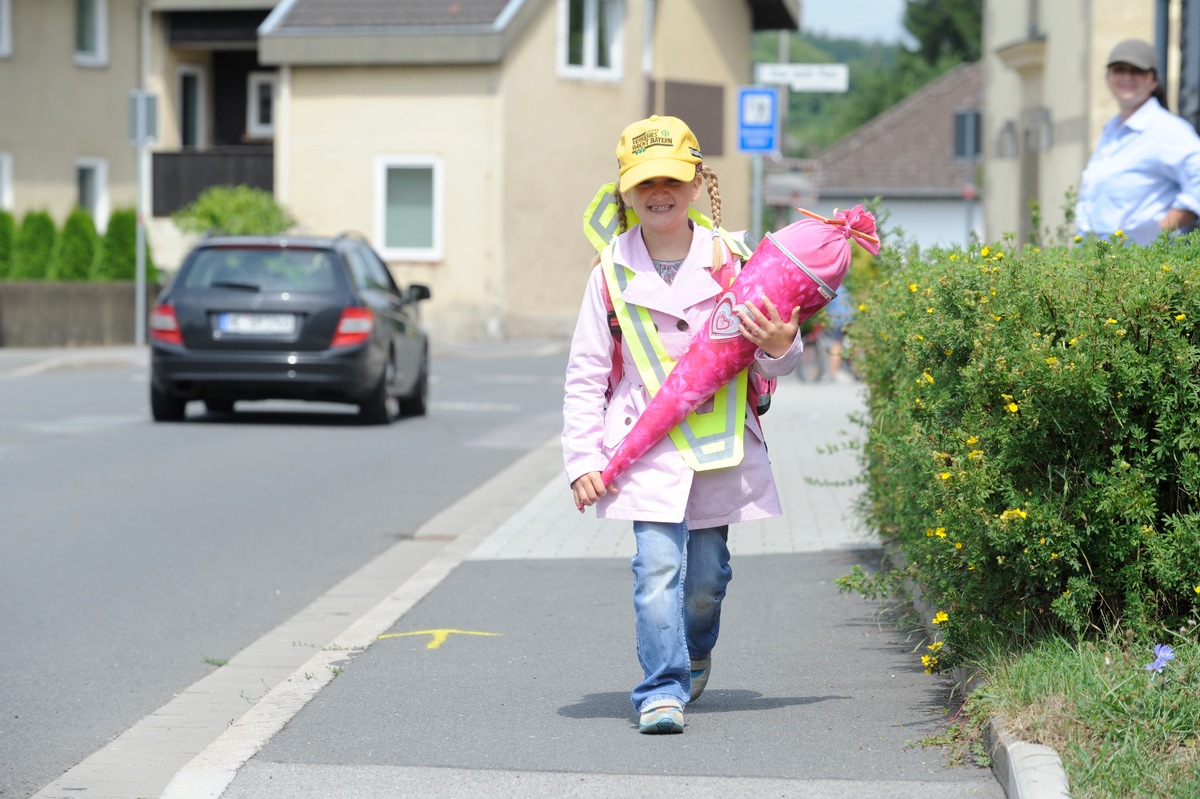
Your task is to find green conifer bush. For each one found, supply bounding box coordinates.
[10,210,57,280]
[48,207,98,281]
[96,207,157,282]
[0,210,14,279]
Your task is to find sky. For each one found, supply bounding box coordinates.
[799,0,914,45]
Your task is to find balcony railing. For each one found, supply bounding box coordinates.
[152,146,274,217]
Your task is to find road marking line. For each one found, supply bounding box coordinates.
[377,629,501,649]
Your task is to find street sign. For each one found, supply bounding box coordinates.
[737,86,781,155]
[755,62,849,93]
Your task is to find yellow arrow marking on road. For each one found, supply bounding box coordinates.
[377,629,501,650]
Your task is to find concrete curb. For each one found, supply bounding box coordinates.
[878,542,1073,799]
[988,718,1073,799]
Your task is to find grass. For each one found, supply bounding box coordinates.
[952,623,1200,798]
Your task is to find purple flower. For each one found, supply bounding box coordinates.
[1144,643,1176,673]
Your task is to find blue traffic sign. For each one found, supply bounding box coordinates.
[737,86,781,155]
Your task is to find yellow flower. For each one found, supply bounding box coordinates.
[1163,265,1173,272]
[949,253,958,261]
[1006,402,1019,413]
[1046,356,1058,366]
[955,542,963,550]
[927,641,944,652]
[859,303,867,312]
[966,436,978,445]
[1176,314,1187,321]
[1074,235,1083,243]
[939,472,951,481]
[981,246,991,257]
[1000,508,1027,522]
[968,449,983,460]
[921,371,935,384]
[1106,318,1117,325]
[1194,585,1200,594]
[909,283,918,293]
[1115,229,1126,238]
[1069,338,1078,346]
[927,307,935,314]
[932,611,949,625]
[935,527,947,538]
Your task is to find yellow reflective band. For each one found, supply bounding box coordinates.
[601,243,747,472]
[582,183,748,257]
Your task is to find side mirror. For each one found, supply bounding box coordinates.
[407,284,432,302]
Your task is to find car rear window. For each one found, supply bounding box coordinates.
[183,248,343,292]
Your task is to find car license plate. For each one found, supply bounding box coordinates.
[217,313,296,336]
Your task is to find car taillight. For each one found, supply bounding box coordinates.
[149,304,183,346]
[331,307,374,348]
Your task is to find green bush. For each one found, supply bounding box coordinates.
[172,185,294,236]
[10,210,57,280]
[48,207,98,281]
[0,209,14,279]
[845,232,1200,669]
[95,207,157,282]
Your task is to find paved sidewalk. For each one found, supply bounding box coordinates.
[158,378,1018,799]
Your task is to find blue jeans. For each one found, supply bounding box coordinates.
[630,521,732,712]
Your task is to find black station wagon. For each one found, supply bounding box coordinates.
[149,234,431,424]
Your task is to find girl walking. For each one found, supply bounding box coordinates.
[562,115,802,734]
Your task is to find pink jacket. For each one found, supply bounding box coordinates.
[562,223,802,527]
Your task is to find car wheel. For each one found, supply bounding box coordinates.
[151,383,187,422]
[358,358,394,425]
[398,351,429,417]
[205,399,235,414]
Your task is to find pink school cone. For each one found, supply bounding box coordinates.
[599,205,880,487]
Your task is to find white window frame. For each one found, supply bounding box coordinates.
[246,71,277,139]
[75,157,109,232]
[0,0,13,59]
[74,0,108,68]
[373,155,444,263]
[178,64,206,149]
[0,153,12,211]
[557,0,623,82]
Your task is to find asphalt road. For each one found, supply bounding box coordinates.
[0,342,569,799]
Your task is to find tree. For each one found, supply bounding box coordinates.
[172,185,295,236]
[902,0,982,66]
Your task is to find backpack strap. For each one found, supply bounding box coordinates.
[601,278,623,403]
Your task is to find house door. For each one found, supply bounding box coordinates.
[179,65,205,149]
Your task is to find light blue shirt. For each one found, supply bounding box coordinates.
[1076,97,1200,245]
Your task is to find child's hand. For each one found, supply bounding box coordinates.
[572,471,616,512]
[739,296,802,358]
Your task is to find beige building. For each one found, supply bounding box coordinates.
[0,0,800,342]
[982,0,1182,245]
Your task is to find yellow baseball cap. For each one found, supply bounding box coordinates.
[615,115,703,193]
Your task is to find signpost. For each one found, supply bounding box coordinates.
[748,63,849,232]
[737,86,781,237]
[129,89,157,347]
[755,62,849,93]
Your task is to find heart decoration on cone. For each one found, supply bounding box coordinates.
[709,293,748,340]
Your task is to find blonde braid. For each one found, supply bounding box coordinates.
[700,164,727,268]
[614,188,631,234]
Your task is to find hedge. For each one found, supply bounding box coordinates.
[10,210,57,280]
[844,231,1200,671]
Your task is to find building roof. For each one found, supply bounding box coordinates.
[259,0,801,65]
[816,61,984,200]
[267,0,515,30]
